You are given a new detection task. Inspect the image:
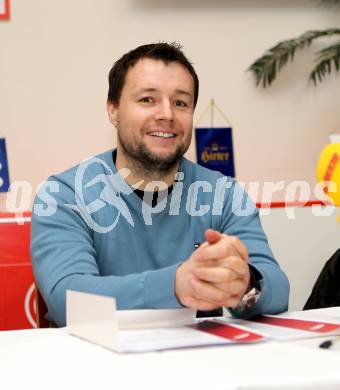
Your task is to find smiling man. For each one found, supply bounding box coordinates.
[31,43,289,326]
[110,58,194,180]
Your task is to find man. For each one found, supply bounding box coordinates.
[31,43,289,327]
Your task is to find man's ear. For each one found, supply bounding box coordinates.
[107,101,118,127]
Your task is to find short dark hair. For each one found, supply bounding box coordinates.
[107,42,199,108]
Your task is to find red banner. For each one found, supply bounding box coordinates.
[0,221,37,330]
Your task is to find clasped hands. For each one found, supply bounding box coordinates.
[175,229,251,311]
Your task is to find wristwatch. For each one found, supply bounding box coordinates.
[235,266,262,312]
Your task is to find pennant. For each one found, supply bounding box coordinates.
[195,127,235,177]
[0,138,10,192]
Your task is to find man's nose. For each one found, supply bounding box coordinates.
[154,100,173,122]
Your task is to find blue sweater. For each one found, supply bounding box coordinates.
[31,150,289,326]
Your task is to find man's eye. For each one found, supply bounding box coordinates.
[175,100,187,107]
[139,97,153,103]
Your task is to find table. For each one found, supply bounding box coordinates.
[1,308,340,390]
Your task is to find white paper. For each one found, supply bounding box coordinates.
[118,326,231,353]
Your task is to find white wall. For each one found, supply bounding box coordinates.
[261,205,340,310]
[1,0,340,211]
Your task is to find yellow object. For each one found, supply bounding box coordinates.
[316,143,340,221]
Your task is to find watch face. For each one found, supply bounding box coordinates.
[237,287,261,312]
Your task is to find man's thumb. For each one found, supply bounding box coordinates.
[204,229,222,244]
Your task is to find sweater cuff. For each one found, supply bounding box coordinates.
[144,264,183,309]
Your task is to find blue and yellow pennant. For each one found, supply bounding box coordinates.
[195,127,235,177]
[195,100,235,177]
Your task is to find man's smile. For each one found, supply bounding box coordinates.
[147,131,177,139]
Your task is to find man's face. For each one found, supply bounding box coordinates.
[107,58,195,172]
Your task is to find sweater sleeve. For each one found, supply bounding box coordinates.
[216,180,290,319]
[30,177,182,327]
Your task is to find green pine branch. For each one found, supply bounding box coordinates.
[248,29,340,87]
[310,40,340,84]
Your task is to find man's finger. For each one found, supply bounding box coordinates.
[216,279,248,297]
[196,242,237,262]
[193,267,249,297]
[205,229,248,261]
[193,266,237,284]
[228,235,248,261]
[218,256,250,277]
[204,229,222,244]
[190,278,228,306]
[198,235,248,263]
